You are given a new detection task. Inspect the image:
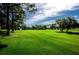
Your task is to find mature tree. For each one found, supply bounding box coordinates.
[10,4,25,32]
[0,3,37,36]
[0,10,6,30]
[66,17,78,32]
[0,3,10,35]
[56,17,78,32]
[56,18,67,32]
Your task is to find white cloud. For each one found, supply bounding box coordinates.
[26,0,79,25]
[40,20,55,25]
[74,15,78,18]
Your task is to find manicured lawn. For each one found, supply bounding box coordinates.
[0,30,79,55]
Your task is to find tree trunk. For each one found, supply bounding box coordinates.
[11,12,15,33]
[66,28,69,33]
[6,4,10,36]
[60,28,63,32]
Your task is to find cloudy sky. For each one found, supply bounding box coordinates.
[25,0,79,26]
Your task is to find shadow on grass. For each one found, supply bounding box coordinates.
[0,31,7,36]
[0,31,6,34]
[67,32,79,35]
[57,31,79,35]
[0,44,8,50]
[57,31,66,33]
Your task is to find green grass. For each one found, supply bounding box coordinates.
[0,30,79,55]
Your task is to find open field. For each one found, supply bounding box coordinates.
[0,30,79,55]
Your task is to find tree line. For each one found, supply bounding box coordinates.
[23,17,79,33]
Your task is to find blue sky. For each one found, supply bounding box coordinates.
[24,1,79,26]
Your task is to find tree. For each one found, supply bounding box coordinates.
[10,4,25,32]
[0,3,37,36]
[56,17,78,32]
[6,4,10,35]
[66,17,78,32]
[56,18,67,32]
[0,3,11,36]
[0,10,7,30]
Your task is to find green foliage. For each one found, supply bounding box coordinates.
[0,3,37,35]
[56,17,78,32]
